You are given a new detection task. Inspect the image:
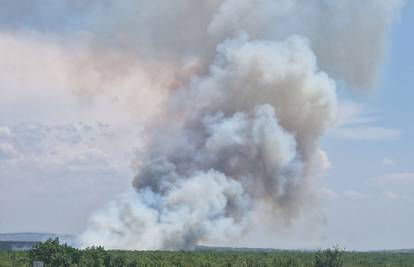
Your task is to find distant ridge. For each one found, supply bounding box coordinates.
[368,249,414,254]
[0,241,38,251]
[196,246,414,254]
[195,245,311,252]
[0,232,74,242]
[0,232,76,250]
[0,234,413,253]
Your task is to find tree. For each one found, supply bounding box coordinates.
[313,247,345,267]
[126,260,139,267]
[79,246,108,267]
[29,238,81,267]
[111,255,126,267]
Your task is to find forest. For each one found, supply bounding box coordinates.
[1,239,414,267]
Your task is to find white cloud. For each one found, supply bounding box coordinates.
[372,173,414,201]
[335,101,376,127]
[321,187,339,200]
[319,150,332,170]
[331,126,401,140]
[375,172,414,184]
[330,101,401,141]
[384,190,399,200]
[343,190,369,200]
[35,143,112,174]
[0,122,136,175]
[0,143,18,160]
[0,126,13,137]
[381,158,397,166]
[0,121,138,234]
[383,190,411,201]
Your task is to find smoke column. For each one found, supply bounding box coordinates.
[77,0,403,250]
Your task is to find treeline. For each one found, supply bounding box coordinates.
[1,239,414,267]
[1,238,343,267]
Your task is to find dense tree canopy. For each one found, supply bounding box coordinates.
[0,239,412,266]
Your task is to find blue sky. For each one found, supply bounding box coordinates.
[319,1,414,250]
[0,1,412,250]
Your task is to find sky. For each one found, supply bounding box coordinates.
[0,1,413,251]
[319,1,414,250]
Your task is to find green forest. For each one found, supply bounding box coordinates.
[1,239,414,267]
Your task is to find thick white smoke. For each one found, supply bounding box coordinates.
[77,0,403,249]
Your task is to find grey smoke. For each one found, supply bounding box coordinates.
[4,0,399,250]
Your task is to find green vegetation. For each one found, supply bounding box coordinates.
[0,239,414,267]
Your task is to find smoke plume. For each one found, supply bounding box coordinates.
[74,0,403,249]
